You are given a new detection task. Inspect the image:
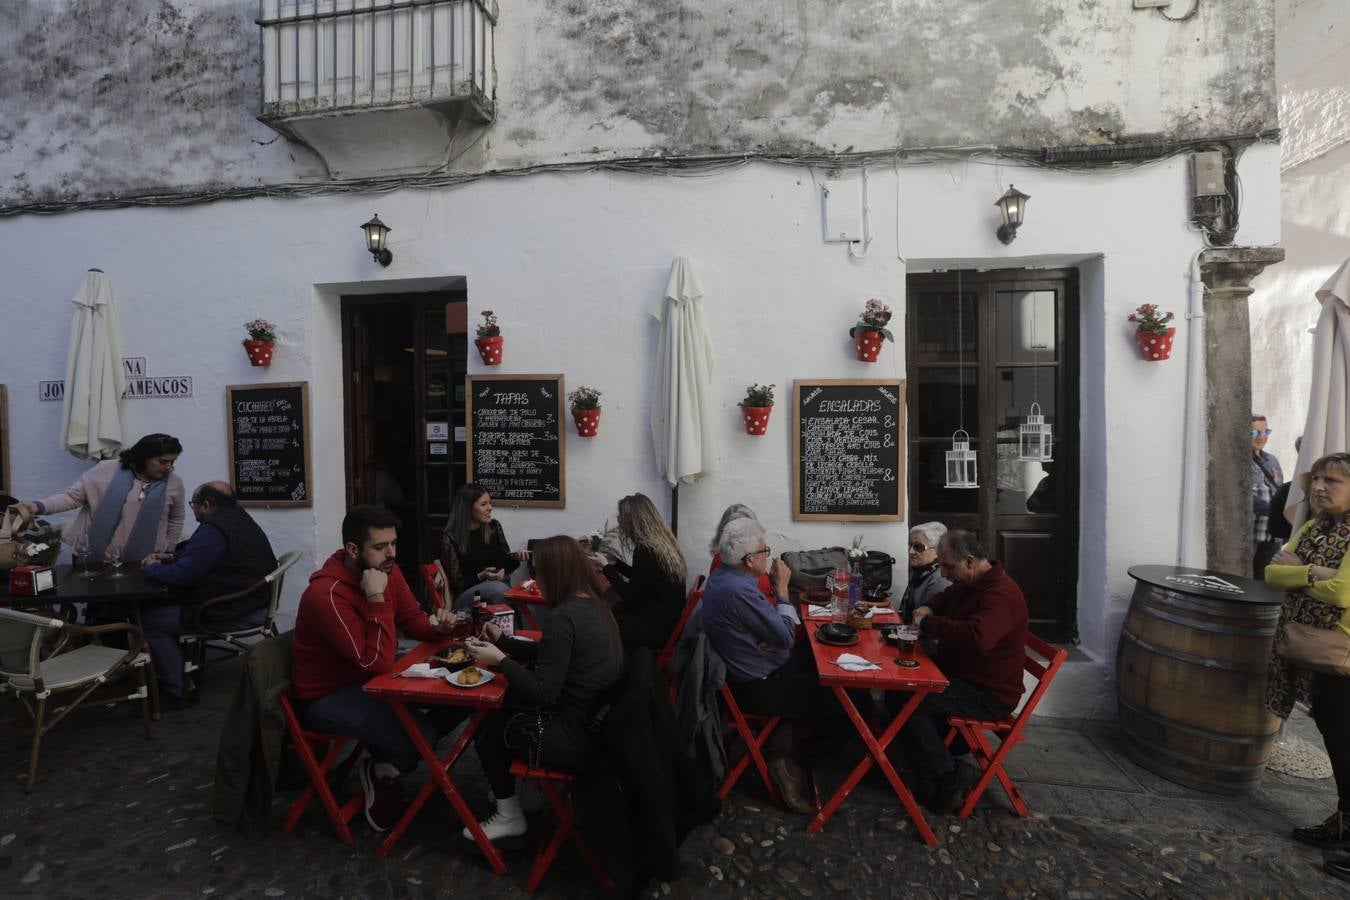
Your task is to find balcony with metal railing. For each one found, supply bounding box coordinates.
[258,0,496,175]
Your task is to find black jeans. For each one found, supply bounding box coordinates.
[887,676,1012,778]
[1312,673,1350,810]
[729,643,870,768]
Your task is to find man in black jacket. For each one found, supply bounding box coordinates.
[142,481,278,699]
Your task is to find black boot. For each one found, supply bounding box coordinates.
[1292,810,1350,849]
[1325,855,1350,884]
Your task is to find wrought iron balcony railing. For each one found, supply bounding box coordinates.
[258,0,495,123]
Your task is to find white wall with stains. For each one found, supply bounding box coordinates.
[0,0,1277,206]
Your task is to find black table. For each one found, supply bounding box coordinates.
[3,564,174,715]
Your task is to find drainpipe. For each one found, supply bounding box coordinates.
[1178,254,1206,567]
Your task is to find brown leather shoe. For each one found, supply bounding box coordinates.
[767,754,815,815]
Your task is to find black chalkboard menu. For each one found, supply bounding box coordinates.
[226,382,312,507]
[466,375,565,508]
[793,379,905,521]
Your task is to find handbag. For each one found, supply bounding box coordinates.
[782,547,896,596]
[1276,621,1350,677]
[0,504,34,570]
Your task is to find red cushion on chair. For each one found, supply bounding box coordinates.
[509,759,575,782]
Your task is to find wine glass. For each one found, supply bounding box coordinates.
[73,532,97,578]
[105,543,126,578]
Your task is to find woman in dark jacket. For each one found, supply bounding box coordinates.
[465,535,625,841]
[440,484,527,609]
[899,521,952,621]
[600,493,687,652]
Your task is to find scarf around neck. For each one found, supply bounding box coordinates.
[85,466,169,562]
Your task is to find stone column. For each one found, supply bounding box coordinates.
[1199,247,1285,575]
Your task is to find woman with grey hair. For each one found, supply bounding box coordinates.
[899,521,951,621]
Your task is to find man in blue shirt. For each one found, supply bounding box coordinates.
[703,517,850,814]
[140,482,277,700]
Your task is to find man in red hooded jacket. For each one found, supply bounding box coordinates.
[292,505,453,831]
[899,529,1028,816]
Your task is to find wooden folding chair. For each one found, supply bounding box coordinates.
[508,759,615,893]
[278,692,364,844]
[943,632,1068,819]
[716,683,783,806]
[657,575,705,701]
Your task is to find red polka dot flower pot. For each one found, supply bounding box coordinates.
[849,299,894,363]
[572,406,602,437]
[853,330,885,362]
[741,406,773,436]
[474,335,504,366]
[1135,327,1176,361]
[243,339,274,367]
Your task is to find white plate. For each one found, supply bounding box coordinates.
[448,666,495,688]
[510,634,535,641]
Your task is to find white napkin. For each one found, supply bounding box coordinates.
[834,653,881,672]
[520,579,538,591]
[808,605,883,620]
[399,663,453,681]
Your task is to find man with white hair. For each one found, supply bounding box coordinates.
[702,517,846,814]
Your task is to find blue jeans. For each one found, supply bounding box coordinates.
[141,604,268,698]
[300,683,443,772]
[453,579,508,611]
[888,676,1013,777]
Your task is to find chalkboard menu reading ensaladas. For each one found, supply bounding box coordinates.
[226,382,312,507]
[793,379,905,521]
[467,375,565,508]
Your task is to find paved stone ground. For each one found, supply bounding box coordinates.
[2,656,1346,899]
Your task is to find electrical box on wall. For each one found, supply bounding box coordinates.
[1132,0,1172,8]
[821,176,863,243]
[1191,151,1226,197]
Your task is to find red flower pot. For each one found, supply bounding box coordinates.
[1135,327,1176,361]
[572,407,601,437]
[853,330,884,362]
[475,335,503,365]
[741,405,772,435]
[243,340,274,367]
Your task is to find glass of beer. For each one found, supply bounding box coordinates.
[895,625,920,668]
[449,610,473,642]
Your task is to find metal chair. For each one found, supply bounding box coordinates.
[0,607,152,792]
[180,549,302,703]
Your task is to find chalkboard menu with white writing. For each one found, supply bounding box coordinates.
[467,375,565,508]
[793,379,905,521]
[226,382,312,507]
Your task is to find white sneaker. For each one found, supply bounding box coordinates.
[462,800,527,841]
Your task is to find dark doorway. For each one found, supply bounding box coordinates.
[906,269,1080,642]
[342,291,469,588]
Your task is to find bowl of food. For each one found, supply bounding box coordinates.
[818,622,858,644]
[430,646,474,672]
[879,625,901,645]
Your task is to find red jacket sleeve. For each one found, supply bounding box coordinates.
[922,586,1018,655]
[306,577,399,674]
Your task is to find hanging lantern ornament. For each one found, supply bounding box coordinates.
[1019,402,1054,462]
[995,185,1030,245]
[946,429,979,489]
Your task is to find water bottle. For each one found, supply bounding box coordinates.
[849,558,862,609]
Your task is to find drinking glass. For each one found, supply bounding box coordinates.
[450,610,472,642]
[895,625,920,668]
[830,567,850,625]
[105,543,126,578]
[73,533,97,578]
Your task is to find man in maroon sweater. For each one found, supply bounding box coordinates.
[292,505,453,831]
[899,529,1028,815]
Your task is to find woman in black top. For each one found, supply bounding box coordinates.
[440,484,526,609]
[465,535,625,841]
[599,493,687,652]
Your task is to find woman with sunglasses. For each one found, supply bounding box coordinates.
[1252,415,1285,578]
[1265,452,1350,883]
[898,521,951,622]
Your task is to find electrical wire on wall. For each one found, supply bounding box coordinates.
[0,128,1278,219]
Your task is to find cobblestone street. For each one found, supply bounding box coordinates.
[1,657,1344,899]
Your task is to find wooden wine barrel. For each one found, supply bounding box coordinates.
[1117,565,1284,795]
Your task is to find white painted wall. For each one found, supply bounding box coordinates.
[0,150,1281,717]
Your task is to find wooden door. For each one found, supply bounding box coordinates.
[906,270,1080,641]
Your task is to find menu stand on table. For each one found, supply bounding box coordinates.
[802,616,947,846]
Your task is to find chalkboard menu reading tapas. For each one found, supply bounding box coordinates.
[467,375,565,508]
[793,379,905,521]
[227,382,312,507]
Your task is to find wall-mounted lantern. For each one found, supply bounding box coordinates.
[995,185,1030,245]
[361,214,393,267]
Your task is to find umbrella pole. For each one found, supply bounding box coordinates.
[671,484,679,537]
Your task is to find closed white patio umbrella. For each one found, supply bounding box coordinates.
[60,269,125,460]
[651,257,716,533]
[1284,258,1350,528]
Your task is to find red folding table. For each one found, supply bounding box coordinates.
[504,580,549,630]
[802,617,948,845]
[363,630,540,872]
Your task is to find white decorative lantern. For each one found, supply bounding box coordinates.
[945,429,979,489]
[1018,402,1053,462]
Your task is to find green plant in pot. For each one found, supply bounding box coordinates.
[739,382,775,435]
[568,386,603,437]
[849,299,893,362]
